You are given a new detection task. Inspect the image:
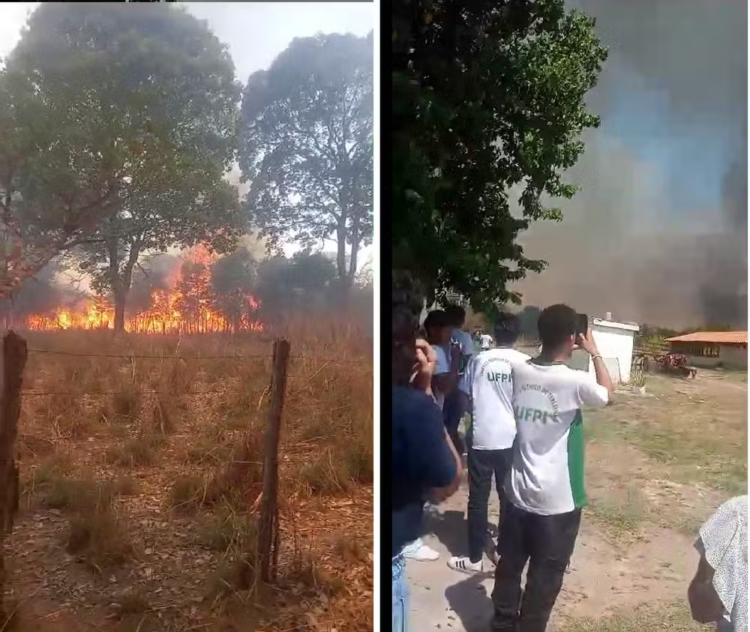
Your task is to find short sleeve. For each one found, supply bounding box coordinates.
[458,356,473,395]
[577,374,609,408]
[402,394,457,489]
[433,345,450,375]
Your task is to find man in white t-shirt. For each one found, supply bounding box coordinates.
[491,304,613,632]
[448,314,529,574]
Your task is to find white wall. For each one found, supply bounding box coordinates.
[588,322,637,383]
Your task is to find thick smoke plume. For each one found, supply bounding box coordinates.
[516,0,747,328]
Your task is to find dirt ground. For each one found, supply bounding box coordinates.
[407,369,747,631]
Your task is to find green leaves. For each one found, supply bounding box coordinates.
[393,0,607,310]
[0,4,242,303]
[238,33,373,289]
[0,3,244,317]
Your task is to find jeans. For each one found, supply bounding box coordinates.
[392,555,408,632]
[491,502,582,632]
[467,446,513,563]
[443,391,464,454]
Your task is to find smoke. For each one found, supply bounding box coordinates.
[128,253,180,314]
[515,0,747,328]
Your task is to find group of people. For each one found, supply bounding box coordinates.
[392,289,747,632]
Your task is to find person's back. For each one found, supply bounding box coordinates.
[392,384,457,556]
[491,304,613,632]
[469,346,530,451]
[508,360,607,514]
[447,314,530,575]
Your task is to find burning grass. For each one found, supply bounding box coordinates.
[10,319,373,631]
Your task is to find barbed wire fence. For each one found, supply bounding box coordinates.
[0,329,344,615]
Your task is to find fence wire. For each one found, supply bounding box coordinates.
[25,347,365,364]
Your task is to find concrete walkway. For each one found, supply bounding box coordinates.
[406,485,498,631]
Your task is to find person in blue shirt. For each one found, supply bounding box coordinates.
[392,287,463,631]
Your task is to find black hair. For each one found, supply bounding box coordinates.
[494,313,520,345]
[392,284,422,385]
[444,304,466,327]
[424,309,450,334]
[537,304,578,350]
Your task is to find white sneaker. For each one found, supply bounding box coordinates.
[447,556,483,574]
[402,539,440,561]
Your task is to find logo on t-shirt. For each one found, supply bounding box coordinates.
[514,383,561,425]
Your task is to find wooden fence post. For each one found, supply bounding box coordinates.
[257,339,290,583]
[0,332,27,623]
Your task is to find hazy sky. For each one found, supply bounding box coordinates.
[517,0,747,327]
[0,2,374,267]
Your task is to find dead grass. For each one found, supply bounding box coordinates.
[286,551,346,597]
[104,433,165,467]
[560,602,704,631]
[14,323,372,630]
[587,373,747,494]
[66,505,133,570]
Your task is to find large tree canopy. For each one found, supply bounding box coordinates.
[2,3,244,330]
[239,33,373,296]
[393,0,607,310]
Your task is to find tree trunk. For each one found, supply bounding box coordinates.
[113,289,127,334]
[335,218,353,305]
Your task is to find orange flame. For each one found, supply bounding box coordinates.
[24,246,263,333]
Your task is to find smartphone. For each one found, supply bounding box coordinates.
[576,313,588,337]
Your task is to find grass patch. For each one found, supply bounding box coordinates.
[198,511,257,552]
[588,486,647,542]
[43,478,117,511]
[105,434,164,468]
[23,452,74,495]
[333,536,368,564]
[66,507,133,570]
[287,552,346,597]
[298,449,352,496]
[586,386,747,495]
[109,382,142,422]
[59,482,133,571]
[169,474,209,512]
[560,602,703,631]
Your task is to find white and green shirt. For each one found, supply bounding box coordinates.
[506,360,609,516]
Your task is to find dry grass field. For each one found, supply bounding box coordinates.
[4,320,373,631]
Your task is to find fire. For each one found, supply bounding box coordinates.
[22,245,263,334]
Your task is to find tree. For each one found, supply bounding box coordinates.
[0,60,124,298]
[238,33,373,298]
[255,252,337,314]
[210,247,257,332]
[4,4,244,331]
[75,181,243,332]
[392,0,608,310]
